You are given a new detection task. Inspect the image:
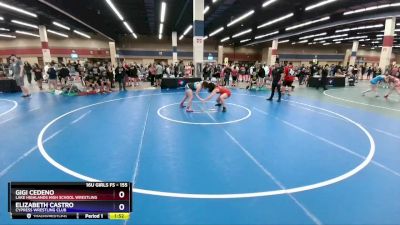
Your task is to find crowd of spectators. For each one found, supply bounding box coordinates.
[1,54,399,97]
[200,62,399,90]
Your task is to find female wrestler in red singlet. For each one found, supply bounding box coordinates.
[200,83,231,112]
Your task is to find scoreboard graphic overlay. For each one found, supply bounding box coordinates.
[8,182,132,220]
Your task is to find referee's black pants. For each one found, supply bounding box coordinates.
[268,82,281,100]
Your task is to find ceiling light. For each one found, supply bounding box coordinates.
[299,32,327,40]
[255,30,279,39]
[11,20,38,29]
[159,23,164,34]
[322,43,331,45]
[314,33,348,41]
[278,39,289,43]
[209,27,224,36]
[105,0,124,21]
[0,1,37,17]
[221,37,230,42]
[335,24,383,33]
[227,10,255,27]
[179,35,184,40]
[16,30,39,37]
[344,3,400,15]
[47,29,68,38]
[73,30,91,39]
[0,17,3,20]
[286,16,330,31]
[262,0,277,8]
[53,22,70,31]
[305,0,337,11]
[212,0,218,3]
[204,36,208,40]
[123,21,134,34]
[232,29,252,38]
[183,25,192,35]
[298,40,308,43]
[332,35,368,41]
[122,21,137,39]
[335,41,341,44]
[337,28,350,32]
[240,39,251,43]
[291,42,296,45]
[160,2,166,23]
[258,13,293,29]
[0,33,16,38]
[203,6,210,14]
[159,33,162,40]
[0,28,10,31]
[319,40,326,43]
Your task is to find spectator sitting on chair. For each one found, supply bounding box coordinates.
[83,70,96,92]
[98,70,112,93]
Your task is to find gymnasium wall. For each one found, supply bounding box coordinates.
[258,43,397,66]
[116,36,220,65]
[222,46,262,62]
[260,43,346,65]
[355,49,396,64]
[0,35,111,65]
[0,35,397,66]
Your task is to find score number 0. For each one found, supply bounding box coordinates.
[118,191,126,211]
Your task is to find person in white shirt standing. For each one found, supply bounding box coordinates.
[155,62,163,87]
[10,55,30,97]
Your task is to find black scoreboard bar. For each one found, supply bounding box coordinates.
[8,182,132,220]
[12,213,109,219]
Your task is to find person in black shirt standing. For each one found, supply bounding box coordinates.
[203,64,211,81]
[32,63,43,90]
[257,65,266,89]
[223,65,231,86]
[361,65,366,80]
[24,62,32,84]
[115,63,127,91]
[298,66,306,85]
[58,64,70,85]
[267,62,284,102]
[317,64,329,90]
